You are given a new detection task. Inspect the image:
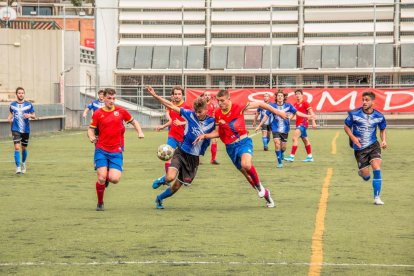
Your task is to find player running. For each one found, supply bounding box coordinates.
[255,90,313,168]
[344,91,387,205]
[146,86,216,209]
[88,88,144,211]
[82,89,105,119]
[284,89,317,162]
[194,89,287,208]
[252,92,272,151]
[7,87,36,174]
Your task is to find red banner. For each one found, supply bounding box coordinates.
[185,88,414,113]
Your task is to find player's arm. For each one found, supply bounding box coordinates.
[380,128,387,149]
[295,111,312,118]
[130,119,145,139]
[307,107,317,128]
[146,86,180,113]
[255,114,269,132]
[7,112,13,123]
[193,126,220,144]
[246,102,287,119]
[156,112,171,131]
[87,127,97,143]
[344,124,361,148]
[82,107,90,118]
[24,112,36,120]
[252,110,259,127]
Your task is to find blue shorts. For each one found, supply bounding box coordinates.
[167,137,181,149]
[297,125,308,138]
[94,148,123,171]
[225,137,253,170]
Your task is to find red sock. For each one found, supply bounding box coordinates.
[164,162,170,173]
[305,144,312,155]
[291,145,298,155]
[211,143,217,161]
[96,182,105,204]
[247,165,260,186]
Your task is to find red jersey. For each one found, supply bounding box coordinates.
[206,101,216,117]
[294,101,311,128]
[215,102,248,145]
[168,101,191,142]
[90,106,133,152]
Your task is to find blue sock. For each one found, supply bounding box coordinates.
[266,136,271,146]
[158,187,174,200]
[276,150,282,164]
[14,151,20,167]
[262,137,268,147]
[22,150,28,163]
[372,170,382,198]
[159,175,166,184]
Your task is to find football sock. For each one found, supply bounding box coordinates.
[96,182,106,204]
[262,137,268,147]
[211,143,217,161]
[290,145,298,156]
[372,170,382,198]
[164,162,170,173]
[22,150,28,163]
[14,150,20,167]
[266,134,271,146]
[158,187,174,200]
[276,150,282,164]
[247,165,260,186]
[305,144,312,156]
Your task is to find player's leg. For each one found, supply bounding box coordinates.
[153,137,179,187]
[20,133,30,173]
[285,128,300,161]
[301,128,314,162]
[94,149,111,211]
[261,127,269,151]
[210,138,219,165]
[371,159,384,205]
[274,137,283,168]
[12,132,22,174]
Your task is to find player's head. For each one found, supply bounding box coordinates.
[263,93,270,103]
[202,91,212,102]
[193,97,208,120]
[103,88,116,109]
[15,87,25,101]
[362,91,376,111]
[97,89,104,101]
[216,89,231,111]
[295,89,303,101]
[171,86,184,104]
[275,90,286,104]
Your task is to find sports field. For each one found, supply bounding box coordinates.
[0,129,413,275]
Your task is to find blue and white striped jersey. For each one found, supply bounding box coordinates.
[256,106,272,125]
[180,108,216,156]
[9,101,35,133]
[344,107,387,150]
[265,102,297,134]
[87,100,105,112]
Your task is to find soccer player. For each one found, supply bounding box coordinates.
[88,88,144,211]
[255,90,313,168]
[201,91,220,164]
[252,92,272,151]
[194,89,287,208]
[344,91,387,205]
[82,89,105,119]
[7,87,36,174]
[146,86,216,209]
[284,89,317,162]
[152,86,191,187]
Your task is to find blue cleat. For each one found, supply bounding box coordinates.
[284,155,295,162]
[302,156,314,162]
[277,163,283,168]
[152,176,166,189]
[155,196,164,209]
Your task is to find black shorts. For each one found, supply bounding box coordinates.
[272,132,288,142]
[261,124,272,132]
[354,141,382,170]
[170,147,199,185]
[12,131,30,147]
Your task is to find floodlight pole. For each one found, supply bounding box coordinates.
[181,5,185,88]
[269,6,273,89]
[373,3,377,88]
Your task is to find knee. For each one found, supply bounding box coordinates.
[97,175,107,184]
[109,176,121,184]
[241,162,251,171]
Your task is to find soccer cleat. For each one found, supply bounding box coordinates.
[302,156,314,162]
[16,167,22,174]
[284,155,295,162]
[210,160,220,165]
[155,196,164,209]
[96,203,105,211]
[264,146,269,151]
[152,176,166,189]
[21,163,26,174]
[256,183,266,198]
[264,189,275,208]
[277,163,283,168]
[373,197,384,205]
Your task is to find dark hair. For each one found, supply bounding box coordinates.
[98,89,104,94]
[193,97,207,111]
[15,87,25,94]
[295,89,303,95]
[217,89,229,98]
[362,91,376,100]
[275,89,287,103]
[171,86,184,96]
[103,88,116,97]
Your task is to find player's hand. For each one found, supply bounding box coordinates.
[146,85,156,95]
[155,125,163,131]
[381,141,387,149]
[352,137,361,148]
[312,122,318,129]
[252,122,256,127]
[173,119,184,126]
[23,113,32,119]
[138,131,145,139]
[89,136,97,144]
[193,134,205,144]
[255,126,261,133]
[278,111,287,120]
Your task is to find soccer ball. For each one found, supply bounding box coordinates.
[157,144,174,161]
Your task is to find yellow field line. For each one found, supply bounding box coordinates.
[308,132,338,276]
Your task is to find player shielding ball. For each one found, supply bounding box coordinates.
[344,91,387,205]
[146,86,216,209]
[88,88,144,211]
[194,89,287,208]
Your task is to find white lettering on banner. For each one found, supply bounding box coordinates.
[247,91,273,102]
[383,91,414,111]
[316,91,358,111]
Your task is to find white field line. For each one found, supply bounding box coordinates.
[0,260,413,267]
